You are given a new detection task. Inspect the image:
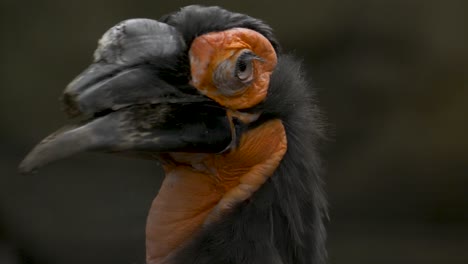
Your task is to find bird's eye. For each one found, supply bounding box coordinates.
[212,50,259,96]
[235,52,254,83]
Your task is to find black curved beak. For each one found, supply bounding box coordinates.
[19,19,233,174]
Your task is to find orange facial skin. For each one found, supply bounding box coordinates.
[145,29,284,264]
[189,28,277,110]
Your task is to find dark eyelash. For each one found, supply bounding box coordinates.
[239,52,263,61]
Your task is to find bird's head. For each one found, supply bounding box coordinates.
[20,6,280,174]
[19,5,326,264]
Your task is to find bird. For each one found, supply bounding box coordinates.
[19,5,327,264]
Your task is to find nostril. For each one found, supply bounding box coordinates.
[62,92,81,118]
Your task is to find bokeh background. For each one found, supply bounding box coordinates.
[1,0,467,263]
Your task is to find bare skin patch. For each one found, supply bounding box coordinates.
[189,28,277,109]
[145,27,281,264]
[145,120,287,263]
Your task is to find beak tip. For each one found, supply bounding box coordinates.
[18,158,38,175]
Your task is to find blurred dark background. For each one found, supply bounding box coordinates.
[1,0,467,263]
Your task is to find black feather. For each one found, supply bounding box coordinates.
[161,5,281,53]
[170,56,327,264]
[161,6,327,264]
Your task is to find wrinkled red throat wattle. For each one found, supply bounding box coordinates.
[145,120,287,264]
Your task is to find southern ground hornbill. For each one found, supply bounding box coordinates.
[19,5,327,264]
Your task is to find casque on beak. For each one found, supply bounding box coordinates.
[19,18,233,174]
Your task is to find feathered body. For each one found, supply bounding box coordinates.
[161,6,327,264]
[20,5,328,264]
